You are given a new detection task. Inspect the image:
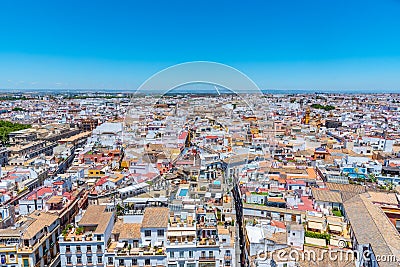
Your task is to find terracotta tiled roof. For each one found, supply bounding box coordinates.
[367,191,399,205]
[113,219,141,239]
[141,207,169,228]
[325,182,366,194]
[343,194,400,267]
[23,212,59,239]
[312,188,342,203]
[79,205,113,234]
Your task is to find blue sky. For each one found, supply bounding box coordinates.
[1,0,400,91]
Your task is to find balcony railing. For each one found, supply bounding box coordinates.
[109,248,166,257]
[166,239,196,246]
[199,256,215,261]
[198,238,218,246]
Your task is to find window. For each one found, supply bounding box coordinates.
[179,251,184,258]
[77,256,82,264]
[187,264,195,267]
[66,245,71,252]
[108,257,113,264]
[396,220,400,231]
[226,250,231,256]
[76,245,81,252]
[170,251,174,258]
[145,259,150,265]
[145,230,151,237]
[157,229,164,236]
[179,263,184,267]
[97,256,102,264]
[209,251,213,257]
[119,259,124,266]
[132,259,137,265]
[97,235,102,241]
[87,256,92,264]
[97,245,102,252]
[66,257,72,264]
[87,245,92,252]
[293,232,296,236]
[23,259,29,267]
[189,251,193,258]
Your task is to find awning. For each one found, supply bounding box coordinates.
[142,241,150,247]
[308,221,324,230]
[329,225,342,232]
[116,242,125,249]
[167,231,196,237]
[182,230,196,236]
[167,231,182,237]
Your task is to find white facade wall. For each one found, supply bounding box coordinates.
[287,228,304,249]
[140,228,167,247]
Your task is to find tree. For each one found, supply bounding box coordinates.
[368,173,376,183]
[0,120,32,145]
[116,204,124,216]
[311,104,335,111]
[12,107,26,112]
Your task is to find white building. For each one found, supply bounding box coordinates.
[245,225,287,257]
[91,123,123,148]
[104,207,169,267]
[286,223,304,249]
[59,205,115,267]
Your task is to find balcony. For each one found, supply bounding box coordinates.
[224,255,232,260]
[166,234,196,246]
[197,223,218,229]
[61,229,94,242]
[198,237,218,246]
[199,256,216,261]
[48,253,61,267]
[107,242,166,256]
[168,217,195,228]
[166,240,196,246]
